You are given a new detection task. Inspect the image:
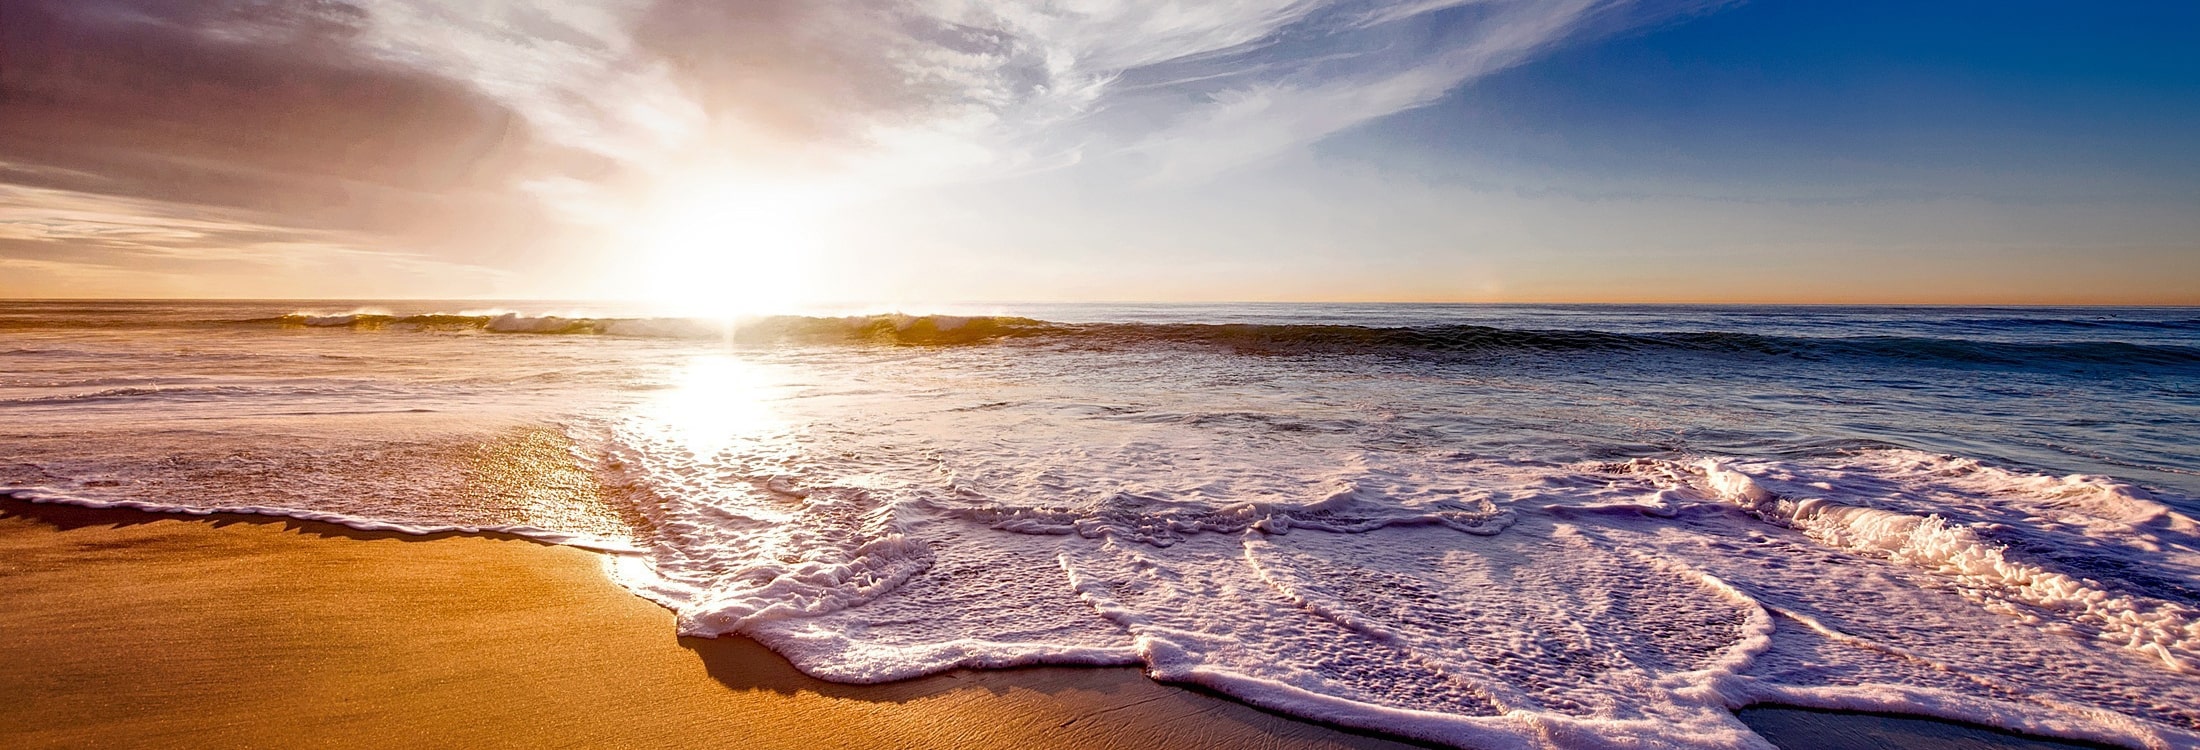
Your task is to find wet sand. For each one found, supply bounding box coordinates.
[1739,707,2116,750]
[0,498,2113,750]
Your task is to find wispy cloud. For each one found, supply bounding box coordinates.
[306,0,1710,184]
[0,182,514,297]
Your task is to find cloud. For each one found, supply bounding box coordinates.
[1,1,538,193]
[0,0,581,287]
[1,0,1714,296]
[13,0,1689,184]
[0,183,513,298]
[1117,0,1611,180]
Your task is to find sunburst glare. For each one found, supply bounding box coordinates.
[636,179,839,319]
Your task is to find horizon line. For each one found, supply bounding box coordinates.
[4,297,2197,309]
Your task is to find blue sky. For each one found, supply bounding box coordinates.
[2,0,2194,303]
[1350,0,2200,201]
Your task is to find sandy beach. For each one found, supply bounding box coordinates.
[0,498,2117,750]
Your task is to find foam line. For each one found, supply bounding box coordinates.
[1,487,642,554]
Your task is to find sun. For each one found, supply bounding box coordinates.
[636,179,832,318]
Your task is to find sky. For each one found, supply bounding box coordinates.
[1,0,2195,306]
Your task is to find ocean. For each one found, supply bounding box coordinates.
[4,300,2197,748]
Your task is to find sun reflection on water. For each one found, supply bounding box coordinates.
[637,354,793,458]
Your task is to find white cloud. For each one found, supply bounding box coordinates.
[329,0,1696,187]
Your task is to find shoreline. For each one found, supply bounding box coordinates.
[0,498,2119,749]
[0,498,1425,750]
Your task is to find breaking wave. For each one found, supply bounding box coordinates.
[236,311,2200,371]
[1682,458,2200,672]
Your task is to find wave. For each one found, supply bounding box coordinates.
[233,311,2200,371]
[30,306,2200,371]
[1,487,640,553]
[2,385,278,406]
[1685,457,2200,672]
[259,311,730,337]
[1938,315,2200,332]
[0,383,410,407]
[939,485,1515,544]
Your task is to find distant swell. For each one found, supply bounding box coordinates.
[236,312,2200,370]
[261,311,708,336]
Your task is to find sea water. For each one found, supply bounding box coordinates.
[4,300,2197,749]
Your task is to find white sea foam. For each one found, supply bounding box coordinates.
[285,307,395,326]
[1688,456,2200,672]
[591,437,2200,747]
[577,353,2200,749]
